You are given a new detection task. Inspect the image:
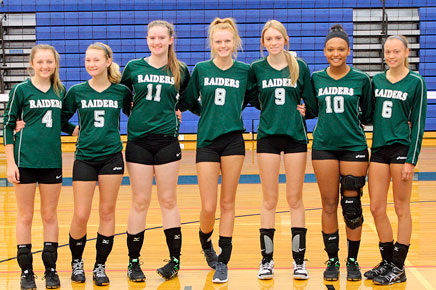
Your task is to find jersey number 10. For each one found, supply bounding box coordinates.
[325,96,344,113]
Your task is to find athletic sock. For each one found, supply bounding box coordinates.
[292,227,307,264]
[69,233,87,261]
[127,230,145,259]
[17,244,33,271]
[322,230,339,259]
[95,233,114,265]
[199,229,213,250]
[392,242,409,268]
[164,227,182,260]
[218,236,232,265]
[347,239,361,260]
[259,228,275,262]
[42,242,58,269]
[379,241,394,263]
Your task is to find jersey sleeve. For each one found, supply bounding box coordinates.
[178,64,202,116]
[61,87,78,134]
[120,62,133,91]
[299,62,317,119]
[121,85,133,117]
[407,76,427,165]
[359,74,374,125]
[3,85,23,145]
[243,65,260,109]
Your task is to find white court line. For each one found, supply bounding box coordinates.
[367,222,435,290]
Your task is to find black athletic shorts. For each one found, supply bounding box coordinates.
[312,148,369,162]
[257,135,307,154]
[196,131,245,163]
[125,134,181,165]
[18,168,63,184]
[73,152,124,181]
[370,143,408,164]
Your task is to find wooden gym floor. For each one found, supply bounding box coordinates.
[0,146,436,290]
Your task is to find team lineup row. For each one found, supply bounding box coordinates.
[3,17,427,290]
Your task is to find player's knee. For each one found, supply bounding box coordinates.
[340,175,365,229]
[262,197,278,211]
[158,195,177,210]
[41,210,57,225]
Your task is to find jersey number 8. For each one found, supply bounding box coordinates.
[215,88,226,106]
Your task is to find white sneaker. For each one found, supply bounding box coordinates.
[257,259,274,280]
[293,261,309,280]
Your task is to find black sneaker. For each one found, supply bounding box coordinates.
[373,262,406,285]
[20,269,37,290]
[202,246,218,269]
[364,260,389,279]
[346,258,361,281]
[157,257,180,280]
[93,263,110,286]
[128,258,146,282]
[44,267,60,289]
[324,258,340,281]
[71,258,86,283]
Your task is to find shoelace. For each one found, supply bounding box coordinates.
[295,263,305,271]
[43,269,57,281]
[260,261,273,271]
[94,264,106,277]
[216,263,226,274]
[22,270,37,281]
[72,260,84,275]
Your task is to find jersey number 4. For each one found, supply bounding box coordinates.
[42,110,53,127]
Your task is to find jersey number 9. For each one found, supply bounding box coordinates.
[275,88,285,105]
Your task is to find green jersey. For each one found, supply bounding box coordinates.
[372,71,427,165]
[120,58,190,140]
[3,79,65,168]
[61,81,131,161]
[184,59,257,148]
[311,67,373,151]
[250,57,317,142]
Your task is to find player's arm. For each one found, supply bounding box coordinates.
[178,65,202,116]
[61,87,78,135]
[359,75,374,125]
[243,65,260,109]
[300,63,317,119]
[3,85,23,145]
[406,77,427,166]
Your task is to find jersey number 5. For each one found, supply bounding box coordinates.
[94,110,105,127]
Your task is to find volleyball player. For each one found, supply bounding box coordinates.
[121,20,191,282]
[366,35,427,285]
[250,20,317,280]
[61,42,130,286]
[3,44,71,290]
[183,17,257,284]
[310,25,373,281]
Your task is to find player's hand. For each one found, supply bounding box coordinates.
[7,163,20,184]
[14,120,26,134]
[176,109,182,122]
[72,126,80,136]
[401,163,415,181]
[297,104,306,117]
[408,121,412,128]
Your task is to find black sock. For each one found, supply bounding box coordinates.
[322,230,339,259]
[347,239,360,260]
[379,241,394,263]
[17,244,33,271]
[292,227,307,264]
[42,242,58,269]
[218,236,232,265]
[127,230,145,260]
[392,242,409,268]
[259,228,275,263]
[164,227,182,260]
[95,233,114,266]
[199,229,213,250]
[69,233,87,261]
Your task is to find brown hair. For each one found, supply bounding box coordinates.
[29,44,64,95]
[261,20,299,86]
[208,17,242,59]
[147,20,183,90]
[385,35,409,68]
[87,42,121,83]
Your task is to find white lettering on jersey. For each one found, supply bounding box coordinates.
[374,89,408,101]
[137,74,174,85]
[29,99,62,109]
[81,99,119,108]
[318,87,354,96]
[261,78,297,88]
[204,77,240,88]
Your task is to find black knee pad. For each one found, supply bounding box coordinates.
[341,195,364,229]
[340,175,366,196]
[17,245,33,270]
[42,243,58,269]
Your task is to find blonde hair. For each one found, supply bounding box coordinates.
[208,17,242,59]
[147,20,183,90]
[87,42,121,83]
[29,44,64,95]
[385,35,409,68]
[261,20,299,86]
